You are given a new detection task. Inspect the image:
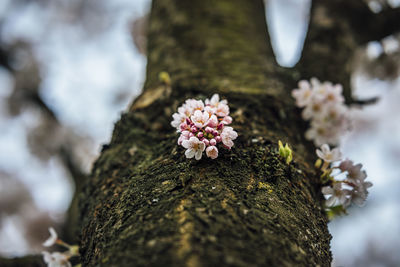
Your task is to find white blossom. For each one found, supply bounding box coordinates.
[182,137,206,160]
[316,144,342,163]
[42,251,72,267]
[322,183,352,207]
[292,78,351,146]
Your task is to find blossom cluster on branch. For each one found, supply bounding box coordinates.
[171,94,238,160]
[316,144,373,214]
[292,78,350,146]
[41,227,79,267]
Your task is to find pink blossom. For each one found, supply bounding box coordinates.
[206,146,219,159]
[221,126,238,149]
[205,94,228,107]
[215,103,229,117]
[221,115,232,124]
[205,94,230,117]
[316,144,342,163]
[351,180,372,206]
[171,113,186,130]
[42,251,72,267]
[172,94,237,160]
[178,131,190,145]
[179,122,190,132]
[292,80,313,107]
[339,160,367,182]
[182,137,206,160]
[185,99,204,112]
[338,159,373,206]
[191,110,211,128]
[302,100,324,120]
[322,183,352,207]
[207,114,218,128]
[292,78,351,146]
[324,84,344,104]
[178,105,192,117]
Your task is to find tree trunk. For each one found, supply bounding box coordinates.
[77,0,350,266]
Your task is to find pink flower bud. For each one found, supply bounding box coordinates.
[182,130,190,137]
[186,118,191,125]
[210,139,217,146]
[197,132,204,138]
[180,123,188,132]
[207,115,218,128]
[212,130,218,136]
[215,136,222,143]
[205,127,213,133]
[217,123,224,130]
[191,126,198,133]
[222,116,232,124]
[189,132,195,137]
[203,139,210,146]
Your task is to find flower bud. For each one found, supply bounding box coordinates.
[203,139,210,146]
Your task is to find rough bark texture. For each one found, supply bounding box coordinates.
[78,0,380,266]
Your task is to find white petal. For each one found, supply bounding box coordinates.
[364,181,373,188]
[198,142,206,152]
[43,227,58,247]
[325,196,336,207]
[331,148,342,161]
[42,251,52,263]
[195,150,203,160]
[316,149,324,159]
[182,140,190,149]
[321,186,333,195]
[321,144,330,154]
[185,148,195,158]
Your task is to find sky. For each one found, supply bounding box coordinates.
[0,0,399,265]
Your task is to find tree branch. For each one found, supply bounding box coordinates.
[0,255,44,267]
[363,7,400,42]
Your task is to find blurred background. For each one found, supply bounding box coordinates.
[0,0,399,266]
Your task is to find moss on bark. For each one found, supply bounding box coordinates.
[79,0,333,266]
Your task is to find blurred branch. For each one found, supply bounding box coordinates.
[350,96,380,106]
[0,255,44,267]
[26,91,59,122]
[313,1,400,43]
[59,145,87,189]
[0,46,12,72]
[362,7,400,42]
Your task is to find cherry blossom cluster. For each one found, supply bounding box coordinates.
[316,144,373,211]
[292,78,350,146]
[41,227,79,267]
[171,94,238,160]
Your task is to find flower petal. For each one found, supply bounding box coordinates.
[185,148,195,158]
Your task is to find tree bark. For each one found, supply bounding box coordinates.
[79,0,333,266]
